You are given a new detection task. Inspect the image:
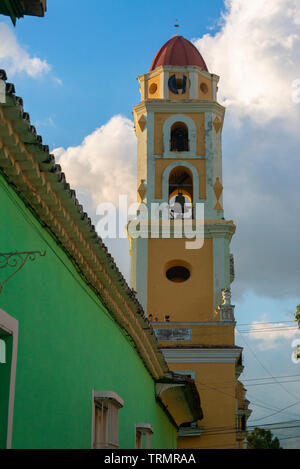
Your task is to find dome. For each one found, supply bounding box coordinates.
[150,36,208,72]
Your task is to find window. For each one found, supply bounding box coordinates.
[0,339,5,363]
[168,166,193,219]
[93,391,124,449]
[170,122,189,152]
[166,266,190,283]
[168,74,188,95]
[0,309,18,449]
[135,423,153,449]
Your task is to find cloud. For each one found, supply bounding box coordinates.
[242,315,300,350]
[53,115,137,209]
[34,116,56,128]
[194,0,300,126]
[0,22,50,78]
[192,0,300,299]
[223,121,300,299]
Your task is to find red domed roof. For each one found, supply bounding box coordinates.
[150,36,208,72]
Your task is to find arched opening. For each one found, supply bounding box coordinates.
[168,166,193,219]
[170,122,189,152]
[241,415,246,431]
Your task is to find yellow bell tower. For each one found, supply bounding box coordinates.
[129,36,251,449]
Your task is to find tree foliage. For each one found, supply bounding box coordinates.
[247,427,282,449]
[296,304,300,327]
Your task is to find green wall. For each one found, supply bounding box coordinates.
[0,173,177,449]
[0,335,12,448]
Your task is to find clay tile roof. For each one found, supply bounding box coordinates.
[150,36,208,72]
[0,69,168,380]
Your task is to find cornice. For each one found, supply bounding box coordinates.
[133,100,225,118]
[128,219,236,240]
[137,65,219,81]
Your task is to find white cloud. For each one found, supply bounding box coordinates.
[194,0,300,125]
[191,0,300,299]
[245,315,300,350]
[53,115,137,209]
[0,22,50,78]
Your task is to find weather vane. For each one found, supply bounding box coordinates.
[174,19,179,35]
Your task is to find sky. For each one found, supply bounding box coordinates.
[1,0,300,447]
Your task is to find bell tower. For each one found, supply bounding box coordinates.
[129,36,251,449]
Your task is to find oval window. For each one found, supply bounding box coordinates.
[200,82,208,94]
[166,266,190,283]
[149,83,158,94]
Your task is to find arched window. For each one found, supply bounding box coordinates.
[168,166,193,219]
[170,122,189,152]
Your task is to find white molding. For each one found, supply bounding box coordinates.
[133,101,225,119]
[152,321,235,326]
[162,114,197,157]
[135,423,154,434]
[189,72,198,99]
[94,391,124,408]
[161,160,200,206]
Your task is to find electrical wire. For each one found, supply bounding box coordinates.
[236,328,300,403]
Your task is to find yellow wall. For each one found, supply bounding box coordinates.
[171,362,237,449]
[153,323,235,347]
[154,113,205,156]
[147,238,214,322]
[147,75,161,100]
[198,74,213,101]
[154,158,206,200]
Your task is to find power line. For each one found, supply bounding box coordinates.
[237,320,296,326]
[196,373,300,386]
[237,328,300,403]
[238,327,298,333]
[197,379,300,420]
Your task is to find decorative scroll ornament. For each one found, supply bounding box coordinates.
[222,288,232,305]
[0,251,46,295]
[216,288,235,322]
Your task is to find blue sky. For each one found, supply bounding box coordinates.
[1,0,300,447]
[0,0,224,148]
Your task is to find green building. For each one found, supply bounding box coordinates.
[0,70,202,449]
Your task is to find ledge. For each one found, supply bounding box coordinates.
[135,423,154,434]
[94,391,124,409]
[156,373,203,427]
[178,426,204,438]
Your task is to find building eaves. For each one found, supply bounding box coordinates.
[0,70,168,380]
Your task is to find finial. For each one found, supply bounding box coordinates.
[174,19,179,36]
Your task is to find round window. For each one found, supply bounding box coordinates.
[149,83,158,94]
[166,266,190,283]
[200,82,208,94]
